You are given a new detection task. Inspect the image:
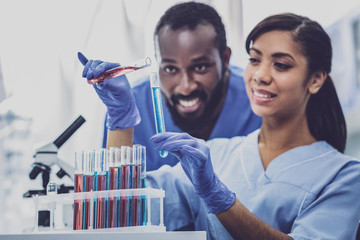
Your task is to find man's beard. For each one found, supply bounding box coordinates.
[164,74,227,137]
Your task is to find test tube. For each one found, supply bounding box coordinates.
[87,57,151,85]
[83,150,95,229]
[46,182,57,231]
[150,72,168,158]
[117,149,122,227]
[131,145,142,226]
[108,147,120,228]
[120,146,131,227]
[73,152,84,230]
[94,149,108,229]
[140,145,147,226]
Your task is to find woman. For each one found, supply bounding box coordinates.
[81,13,360,239]
[149,13,360,239]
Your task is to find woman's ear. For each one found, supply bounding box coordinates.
[308,71,327,94]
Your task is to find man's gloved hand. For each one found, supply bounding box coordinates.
[150,132,236,214]
[78,52,140,130]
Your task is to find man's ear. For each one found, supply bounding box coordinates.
[308,71,327,94]
[223,47,232,69]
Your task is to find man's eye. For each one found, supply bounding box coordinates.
[194,64,207,72]
[275,62,292,70]
[164,66,177,74]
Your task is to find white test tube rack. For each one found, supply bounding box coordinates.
[32,187,165,233]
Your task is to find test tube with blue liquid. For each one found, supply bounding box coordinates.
[150,72,168,158]
[140,145,147,226]
[94,149,108,229]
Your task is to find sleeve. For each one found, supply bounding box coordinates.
[288,161,360,240]
[146,163,206,231]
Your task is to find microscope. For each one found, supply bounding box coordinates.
[24,115,86,198]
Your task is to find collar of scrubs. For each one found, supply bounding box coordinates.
[241,130,335,185]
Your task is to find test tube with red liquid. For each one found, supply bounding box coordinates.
[108,147,120,228]
[73,152,84,230]
[131,145,142,226]
[94,149,108,229]
[120,146,131,227]
[83,150,95,229]
[140,145,147,226]
[87,57,151,85]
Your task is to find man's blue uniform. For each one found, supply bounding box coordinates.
[103,65,262,171]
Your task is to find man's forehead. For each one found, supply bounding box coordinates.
[158,23,216,39]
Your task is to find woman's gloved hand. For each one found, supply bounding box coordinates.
[78,52,140,130]
[150,132,236,214]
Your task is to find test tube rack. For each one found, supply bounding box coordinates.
[32,187,166,233]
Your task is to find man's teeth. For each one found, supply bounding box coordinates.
[179,98,199,107]
[254,91,273,98]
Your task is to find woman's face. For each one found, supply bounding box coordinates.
[244,30,312,121]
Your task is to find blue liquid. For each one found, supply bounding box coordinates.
[151,87,168,158]
[140,178,147,226]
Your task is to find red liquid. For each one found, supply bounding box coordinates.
[132,164,141,226]
[96,174,107,229]
[84,174,94,229]
[73,174,83,230]
[120,165,130,227]
[87,66,142,84]
[108,167,119,228]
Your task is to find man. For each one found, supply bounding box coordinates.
[81,2,261,171]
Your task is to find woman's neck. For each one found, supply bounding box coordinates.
[258,115,316,170]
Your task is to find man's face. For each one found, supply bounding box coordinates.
[157,24,228,133]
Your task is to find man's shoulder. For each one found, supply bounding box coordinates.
[132,75,150,97]
[229,64,244,78]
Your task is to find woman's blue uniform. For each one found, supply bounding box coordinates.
[148,130,360,239]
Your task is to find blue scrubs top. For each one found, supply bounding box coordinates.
[147,129,360,239]
[103,65,262,171]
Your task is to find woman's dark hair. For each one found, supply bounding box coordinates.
[245,13,347,153]
[154,1,227,58]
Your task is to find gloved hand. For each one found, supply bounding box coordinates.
[150,132,236,214]
[78,52,140,130]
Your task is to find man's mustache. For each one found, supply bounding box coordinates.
[170,90,207,104]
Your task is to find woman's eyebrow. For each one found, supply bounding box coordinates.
[249,47,262,55]
[250,47,295,61]
[271,52,295,61]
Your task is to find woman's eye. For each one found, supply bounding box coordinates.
[249,58,259,63]
[275,62,292,70]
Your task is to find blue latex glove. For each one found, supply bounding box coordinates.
[150,132,236,214]
[78,52,140,130]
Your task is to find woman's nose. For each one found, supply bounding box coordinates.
[253,64,272,85]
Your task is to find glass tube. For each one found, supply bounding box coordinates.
[131,145,141,226]
[87,57,152,84]
[108,147,120,228]
[83,150,95,229]
[140,145,147,226]
[94,149,107,229]
[150,72,168,158]
[120,146,131,227]
[73,151,84,230]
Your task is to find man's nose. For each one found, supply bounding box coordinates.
[175,72,197,95]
